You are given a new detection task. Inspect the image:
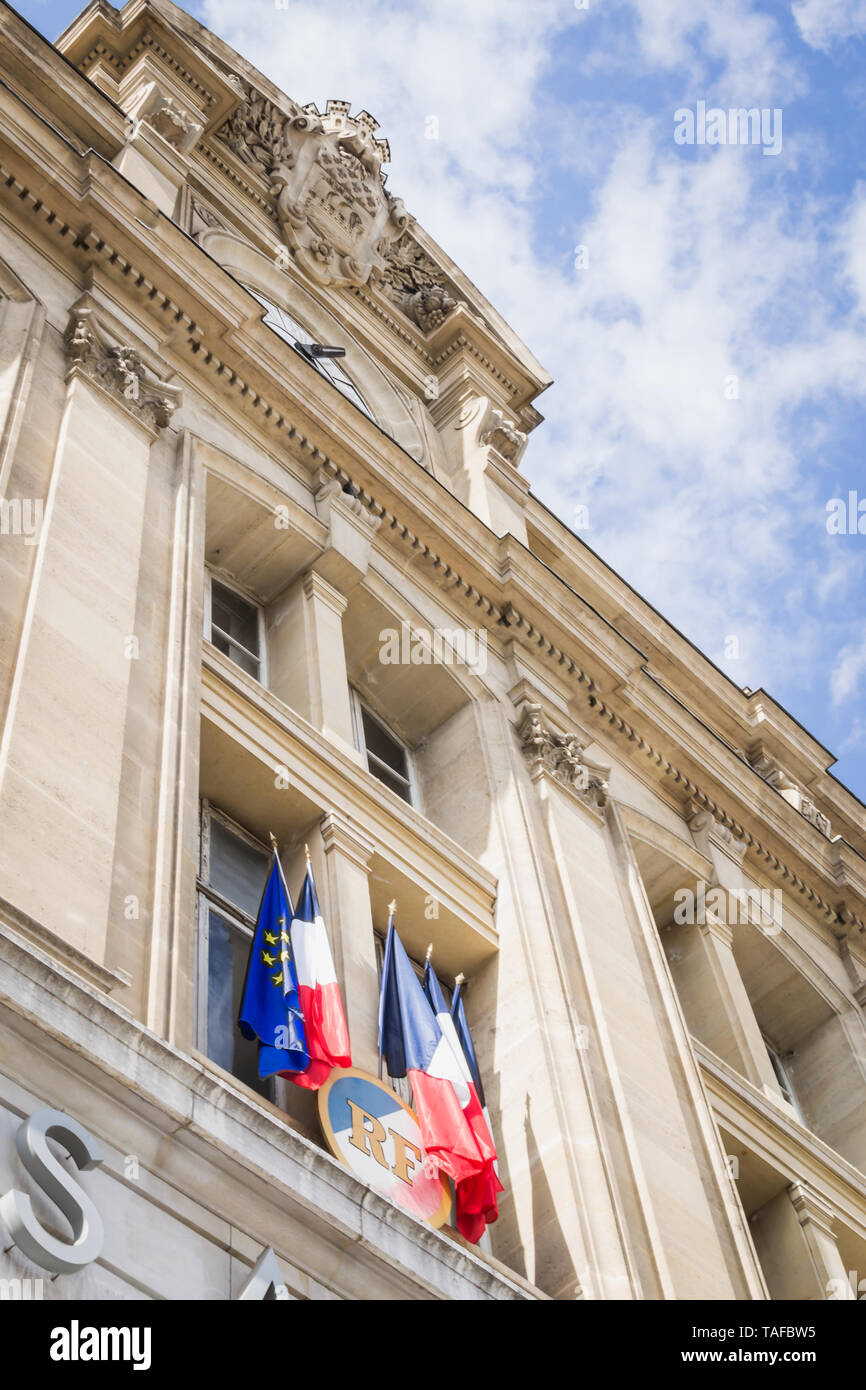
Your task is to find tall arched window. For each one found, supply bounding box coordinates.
[247,287,374,421]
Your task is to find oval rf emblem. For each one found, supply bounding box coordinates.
[317,1068,451,1229]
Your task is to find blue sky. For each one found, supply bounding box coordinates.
[18,0,866,805]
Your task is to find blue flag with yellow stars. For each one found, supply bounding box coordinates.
[238,852,310,1079]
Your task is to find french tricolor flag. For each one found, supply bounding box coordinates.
[378,915,502,1243]
[424,957,502,1244]
[288,855,352,1090]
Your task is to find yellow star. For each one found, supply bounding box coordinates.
[280,950,290,962]
[261,951,277,967]
[271,971,283,986]
[263,930,278,946]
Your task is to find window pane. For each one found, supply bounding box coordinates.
[206,906,269,1100]
[211,581,260,657]
[361,709,408,779]
[248,286,374,421]
[208,817,269,917]
[370,763,412,802]
[210,629,260,678]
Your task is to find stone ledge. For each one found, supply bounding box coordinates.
[0,896,132,999]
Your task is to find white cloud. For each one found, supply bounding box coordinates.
[839,181,866,315]
[793,0,866,51]
[832,634,866,704]
[614,0,800,101]
[200,0,866,704]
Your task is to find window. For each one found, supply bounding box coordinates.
[196,802,272,1100]
[205,573,265,682]
[764,1035,805,1122]
[247,287,374,421]
[351,692,415,805]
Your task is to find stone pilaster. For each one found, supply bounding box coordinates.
[318,812,378,1074]
[750,1183,854,1300]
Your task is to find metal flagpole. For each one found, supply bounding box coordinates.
[379,900,396,1081]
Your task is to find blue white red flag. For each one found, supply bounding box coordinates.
[378,914,501,1243]
[425,960,502,1243]
[238,851,309,1079]
[289,857,352,1090]
[451,976,485,1107]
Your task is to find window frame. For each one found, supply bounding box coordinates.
[204,569,268,686]
[763,1033,805,1123]
[195,800,274,1098]
[350,689,419,808]
[246,286,375,423]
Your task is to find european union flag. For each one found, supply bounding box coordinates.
[238,853,310,1079]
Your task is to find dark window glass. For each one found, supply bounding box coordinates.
[205,906,268,1099]
[208,818,269,917]
[362,708,409,778]
[247,287,374,421]
[210,580,261,678]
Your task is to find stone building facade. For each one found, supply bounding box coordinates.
[0,0,864,1301]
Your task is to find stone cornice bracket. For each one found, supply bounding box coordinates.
[516,702,609,815]
[311,474,381,594]
[787,1181,837,1239]
[64,302,181,432]
[452,395,528,466]
[133,83,204,153]
[687,801,747,865]
[479,405,528,466]
[833,911,866,1008]
[320,811,375,871]
[315,475,381,535]
[749,743,831,838]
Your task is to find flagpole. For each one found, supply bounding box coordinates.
[379,900,396,1081]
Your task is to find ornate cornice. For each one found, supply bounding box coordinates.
[516,702,609,815]
[64,303,181,431]
[749,743,831,838]
[687,802,747,865]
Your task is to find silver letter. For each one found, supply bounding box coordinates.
[0,1108,104,1274]
[238,1246,292,1300]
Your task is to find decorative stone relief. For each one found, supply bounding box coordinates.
[377,235,457,332]
[128,81,204,153]
[687,803,747,863]
[455,396,528,467]
[218,89,410,289]
[146,95,202,148]
[189,197,224,239]
[480,408,527,463]
[314,475,382,536]
[64,306,181,431]
[517,703,609,813]
[749,748,831,838]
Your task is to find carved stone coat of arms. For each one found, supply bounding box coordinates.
[220,90,411,289]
